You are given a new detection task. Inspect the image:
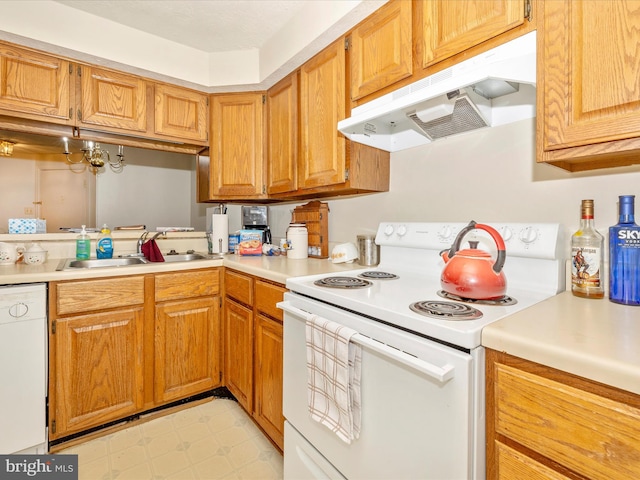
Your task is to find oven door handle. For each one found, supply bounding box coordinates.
[279,302,455,384]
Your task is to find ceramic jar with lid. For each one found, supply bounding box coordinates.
[23,243,47,265]
[287,224,308,259]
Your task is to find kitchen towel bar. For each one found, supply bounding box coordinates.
[279,302,455,383]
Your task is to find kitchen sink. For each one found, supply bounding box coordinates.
[56,257,148,270]
[162,253,212,262]
[56,253,220,271]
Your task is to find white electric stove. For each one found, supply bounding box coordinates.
[280,222,565,480]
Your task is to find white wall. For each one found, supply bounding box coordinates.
[268,118,640,256]
[0,156,36,233]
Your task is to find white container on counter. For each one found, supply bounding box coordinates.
[287,224,308,259]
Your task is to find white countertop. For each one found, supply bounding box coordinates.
[482,291,640,395]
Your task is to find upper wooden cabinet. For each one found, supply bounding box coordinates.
[349,0,412,101]
[0,44,72,123]
[78,65,147,133]
[299,38,346,190]
[420,0,528,68]
[538,0,640,171]
[154,83,208,142]
[266,71,298,195]
[207,92,266,199]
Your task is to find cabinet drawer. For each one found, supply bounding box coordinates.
[495,363,640,480]
[495,442,571,480]
[224,269,253,306]
[255,280,286,321]
[155,268,220,302]
[55,276,145,315]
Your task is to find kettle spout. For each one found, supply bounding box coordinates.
[440,248,451,263]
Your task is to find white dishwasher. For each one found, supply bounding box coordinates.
[0,283,48,454]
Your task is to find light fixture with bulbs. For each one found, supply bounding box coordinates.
[0,140,15,157]
[63,138,125,173]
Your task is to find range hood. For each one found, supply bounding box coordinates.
[338,31,537,152]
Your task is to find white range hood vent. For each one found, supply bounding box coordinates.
[338,31,537,152]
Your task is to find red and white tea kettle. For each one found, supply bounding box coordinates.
[440,221,507,300]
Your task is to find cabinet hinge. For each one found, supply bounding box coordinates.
[344,37,350,50]
[219,371,223,382]
[51,420,56,434]
[69,108,73,120]
[51,320,56,334]
[77,109,82,122]
[262,94,266,104]
[77,65,82,77]
[262,185,266,194]
[69,64,73,75]
[524,0,532,22]
[345,168,350,181]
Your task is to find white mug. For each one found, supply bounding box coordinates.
[0,242,24,265]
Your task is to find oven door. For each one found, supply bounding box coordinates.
[280,293,479,480]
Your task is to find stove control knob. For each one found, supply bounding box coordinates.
[438,226,453,241]
[396,225,407,237]
[499,226,513,242]
[519,226,538,244]
[383,224,395,236]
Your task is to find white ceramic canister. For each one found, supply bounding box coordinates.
[286,223,308,259]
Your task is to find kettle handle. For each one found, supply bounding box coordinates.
[446,221,506,273]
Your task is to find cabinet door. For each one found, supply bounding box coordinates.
[299,39,346,189]
[154,84,208,142]
[254,314,284,451]
[267,71,298,195]
[51,308,144,439]
[350,0,412,100]
[421,0,525,68]
[78,65,147,133]
[539,0,640,169]
[155,296,221,404]
[224,298,253,411]
[0,44,72,123]
[209,93,265,198]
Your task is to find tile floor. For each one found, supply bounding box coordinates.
[58,398,283,480]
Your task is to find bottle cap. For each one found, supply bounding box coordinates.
[619,195,635,217]
[581,199,594,218]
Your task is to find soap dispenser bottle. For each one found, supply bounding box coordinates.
[96,224,113,259]
[76,225,91,260]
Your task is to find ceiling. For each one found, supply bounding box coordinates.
[53,0,311,54]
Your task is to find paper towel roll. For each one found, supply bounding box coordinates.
[211,214,229,253]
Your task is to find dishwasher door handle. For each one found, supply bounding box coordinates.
[279,302,455,383]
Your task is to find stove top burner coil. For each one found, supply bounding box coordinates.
[409,300,483,320]
[436,290,517,306]
[314,276,373,289]
[357,271,399,280]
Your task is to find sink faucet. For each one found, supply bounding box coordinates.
[136,231,166,255]
[136,231,149,255]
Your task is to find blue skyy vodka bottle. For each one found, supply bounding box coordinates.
[609,195,640,305]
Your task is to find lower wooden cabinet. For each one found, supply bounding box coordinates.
[154,297,220,404]
[49,269,221,441]
[223,269,286,450]
[51,306,145,438]
[486,349,640,480]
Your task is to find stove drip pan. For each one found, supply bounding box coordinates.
[410,300,483,321]
[437,290,517,306]
[314,276,373,289]
[357,271,399,280]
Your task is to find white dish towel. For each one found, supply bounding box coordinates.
[305,315,362,444]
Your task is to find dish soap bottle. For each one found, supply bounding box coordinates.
[571,199,604,299]
[76,225,91,260]
[96,224,113,259]
[609,195,640,305]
